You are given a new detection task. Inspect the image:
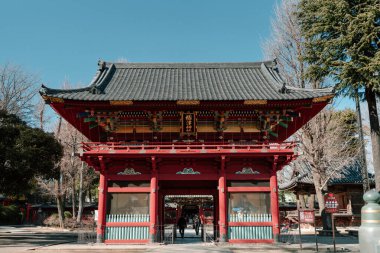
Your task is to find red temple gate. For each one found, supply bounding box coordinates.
[41,61,333,243]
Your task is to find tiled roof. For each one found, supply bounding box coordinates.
[279,160,375,191]
[40,60,333,101]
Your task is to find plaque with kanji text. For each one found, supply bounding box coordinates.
[181,111,197,137]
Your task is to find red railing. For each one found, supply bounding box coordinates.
[81,142,296,154]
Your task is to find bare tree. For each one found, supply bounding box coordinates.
[263,0,361,214]
[0,63,39,120]
[76,161,97,224]
[263,0,306,89]
[62,121,79,219]
[298,109,360,212]
[37,117,96,227]
[36,117,67,228]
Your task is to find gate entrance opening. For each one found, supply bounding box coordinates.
[163,195,215,243]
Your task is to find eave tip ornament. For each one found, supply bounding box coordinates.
[176,168,200,174]
[117,168,141,175]
[235,167,260,174]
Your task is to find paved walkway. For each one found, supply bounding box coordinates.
[0,225,76,253]
[0,225,360,253]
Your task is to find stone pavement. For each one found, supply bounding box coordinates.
[0,225,360,253]
[32,241,359,253]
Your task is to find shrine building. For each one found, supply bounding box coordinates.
[40,60,333,244]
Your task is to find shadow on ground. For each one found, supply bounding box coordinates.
[0,226,77,247]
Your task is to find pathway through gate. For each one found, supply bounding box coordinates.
[162,194,216,244]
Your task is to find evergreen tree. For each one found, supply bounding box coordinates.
[298,0,380,190]
[0,110,62,195]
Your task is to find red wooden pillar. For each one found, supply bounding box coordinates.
[149,156,158,243]
[26,203,32,223]
[213,194,219,240]
[270,156,280,242]
[96,157,108,243]
[158,193,164,242]
[218,156,227,242]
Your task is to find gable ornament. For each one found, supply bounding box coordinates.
[235,167,260,175]
[117,168,141,175]
[176,168,200,175]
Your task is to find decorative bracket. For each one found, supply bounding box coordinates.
[272,155,279,173]
[151,156,157,172]
[148,111,163,132]
[220,155,226,173]
[214,111,229,132]
[98,156,106,173]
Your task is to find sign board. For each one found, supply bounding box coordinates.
[324,193,339,213]
[298,209,318,251]
[299,210,315,224]
[181,111,197,137]
[94,210,98,222]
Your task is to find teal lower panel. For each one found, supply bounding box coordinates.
[105,227,149,240]
[228,226,273,240]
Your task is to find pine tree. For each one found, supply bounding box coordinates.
[0,110,62,194]
[298,0,380,190]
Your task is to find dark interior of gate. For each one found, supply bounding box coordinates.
[41,61,334,244]
[162,194,215,243]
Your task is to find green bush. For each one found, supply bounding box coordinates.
[64,211,72,219]
[0,205,21,225]
[43,213,60,227]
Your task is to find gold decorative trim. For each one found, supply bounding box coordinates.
[312,95,334,103]
[177,100,200,105]
[362,220,380,223]
[244,100,267,105]
[44,96,64,103]
[362,210,380,214]
[110,100,133,106]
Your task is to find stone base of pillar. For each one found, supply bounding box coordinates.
[273,233,279,243]
[219,234,227,242]
[149,233,156,243]
[96,234,103,244]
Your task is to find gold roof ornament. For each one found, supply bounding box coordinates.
[110,100,133,106]
[42,96,64,103]
[312,95,334,103]
[177,100,200,105]
[244,100,267,105]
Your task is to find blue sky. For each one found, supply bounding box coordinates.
[0,0,354,109]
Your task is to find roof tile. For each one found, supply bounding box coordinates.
[41,61,334,101]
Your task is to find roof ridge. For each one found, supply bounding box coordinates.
[285,85,335,93]
[105,61,276,69]
[39,84,90,96]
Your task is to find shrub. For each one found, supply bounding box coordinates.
[64,211,72,219]
[0,205,21,225]
[43,213,60,227]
